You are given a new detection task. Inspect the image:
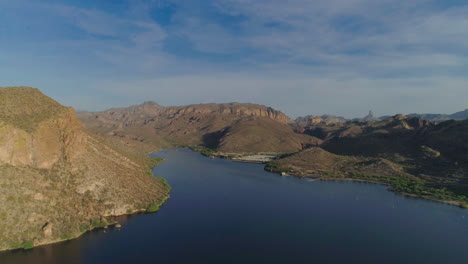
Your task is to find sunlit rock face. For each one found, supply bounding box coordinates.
[0,87,167,252]
[0,87,87,169]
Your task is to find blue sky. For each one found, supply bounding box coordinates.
[1,0,467,118]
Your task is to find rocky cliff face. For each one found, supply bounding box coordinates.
[0,87,169,251]
[0,108,87,168]
[0,87,87,168]
[80,102,291,127]
[165,103,291,123]
[78,101,304,153]
[295,114,346,125]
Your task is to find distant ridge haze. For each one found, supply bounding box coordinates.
[81,101,468,123]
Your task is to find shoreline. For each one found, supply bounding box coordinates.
[4,147,464,253]
[199,150,467,209]
[0,206,161,253]
[316,177,463,207]
[0,162,170,253]
[1,195,170,253]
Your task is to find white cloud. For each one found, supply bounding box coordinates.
[82,72,468,118]
[212,0,468,75]
[1,0,467,118]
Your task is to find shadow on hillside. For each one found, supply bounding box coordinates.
[202,130,227,149]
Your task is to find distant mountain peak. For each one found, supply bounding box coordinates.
[141,101,161,106]
[408,108,468,122]
[451,108,468,119]
[362,110,378,122]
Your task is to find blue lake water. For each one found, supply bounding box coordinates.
[1,148,467,263]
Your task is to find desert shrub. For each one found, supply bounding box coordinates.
[23,242,34,250]
[156,177,171,192]
[60,233,74,240]
[91,219,107,228]
[10,241,34,250]
[79,223,90,232]
[146,203,160,213]
[265,162,284,173]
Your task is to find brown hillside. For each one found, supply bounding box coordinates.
[78,101,306,153]
[269,147,412,180]
[217,117,322,153]
[0,87,65,132]
[0,87,168,251]
[312,116,468,200]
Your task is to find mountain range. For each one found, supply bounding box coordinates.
[295,109,468,124]
[408,109,468,122]
[78,101,321,154]
[1,87,467,251]
[78,100,468,208]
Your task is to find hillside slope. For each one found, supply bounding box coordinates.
[274,115,468,205]
[217,117,322,153]
[0,87,169,251]
[78,102,318,154]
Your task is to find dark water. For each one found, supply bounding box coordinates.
[1,148,467,264]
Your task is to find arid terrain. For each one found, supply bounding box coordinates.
[79,101,468,207]
[77,101,321,154]
[0,87,169,251]
[1,86,467,252]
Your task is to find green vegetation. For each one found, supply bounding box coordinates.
[91,219,109,228]
[148,157,165,167]
[145,182,170,213]
[460,203,468,209]
[79,223,90,232]
[60,233,74,240]
[189,146,217,157]
[10,241,34,250]
[157,177,171,192]
[269,147,468,206]
[146,158,166,177]
[22,242,34,250]
[349,173,468,203]
[200,148,216,157]
[265,162,284,173]
[146,203,160,213]
[265,162,292,173]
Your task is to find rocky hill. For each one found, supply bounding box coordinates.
[80,102,291,127]
[267,147,415,180]
[299,114,433,140]
[409,108,468,122]
[271,114,468,206]
[0,87,169,251]
[78,102,318,154]
[216,117,322,154]
[0,87,86,168]
[78,100,467,206]
[450,109,468,119]
[295,114,346,126]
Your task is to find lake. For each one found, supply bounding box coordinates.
[1,148,467,263]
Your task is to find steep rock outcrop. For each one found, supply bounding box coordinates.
[78,102,300,152]
[0,87,168,251]
[0,108,86,168]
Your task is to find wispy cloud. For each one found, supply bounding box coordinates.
[212,0,468,74]
[0,0,467,117]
